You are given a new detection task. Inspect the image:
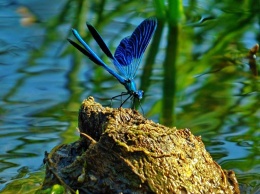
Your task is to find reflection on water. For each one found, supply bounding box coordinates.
[0,0,260,192]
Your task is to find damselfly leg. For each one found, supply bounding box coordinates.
[110,92,129,107]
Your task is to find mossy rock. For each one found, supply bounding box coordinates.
[41,96,240,194]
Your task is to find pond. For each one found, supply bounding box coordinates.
[0,0,259,193]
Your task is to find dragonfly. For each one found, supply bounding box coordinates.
[68,17,157,108]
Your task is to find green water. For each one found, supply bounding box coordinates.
[0,0,259,193]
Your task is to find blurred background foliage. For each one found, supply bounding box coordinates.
[0,0,259,193]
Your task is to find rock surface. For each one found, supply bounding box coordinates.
[42,96,240,193]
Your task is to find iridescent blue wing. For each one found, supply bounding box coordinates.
[114,17,157,79]
[113,37,132,78]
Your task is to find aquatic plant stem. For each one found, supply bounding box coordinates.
[161,23,179,126]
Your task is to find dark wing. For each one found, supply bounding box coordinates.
[68,29,126,85]
[86,23,114,60]
[113,17,157,79]
[68,38,104,66]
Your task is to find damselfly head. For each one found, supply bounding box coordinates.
[134,90,144,100]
